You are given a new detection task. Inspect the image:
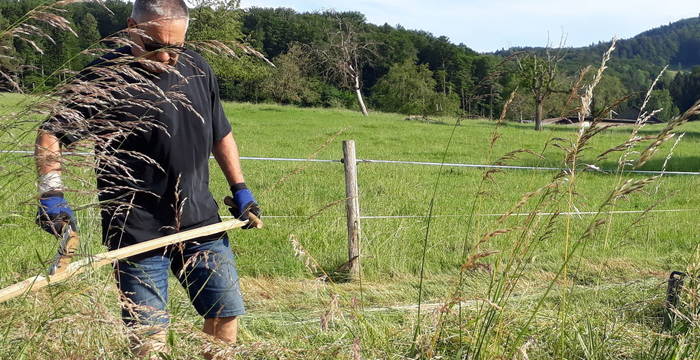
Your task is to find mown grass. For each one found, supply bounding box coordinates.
[0,92,699,359]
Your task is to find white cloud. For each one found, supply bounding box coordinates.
[240,0,700,52]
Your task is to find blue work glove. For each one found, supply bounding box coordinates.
[36,192,76,236]
[227,183,261,230]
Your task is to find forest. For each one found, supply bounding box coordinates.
[1,0,699,122]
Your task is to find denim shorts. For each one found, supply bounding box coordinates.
[114,233,246,326]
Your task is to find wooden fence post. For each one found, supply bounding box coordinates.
[342,140,361,279]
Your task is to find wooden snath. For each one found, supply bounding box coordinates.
[0,216,261,304]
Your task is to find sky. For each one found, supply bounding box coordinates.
[239,0,699,53]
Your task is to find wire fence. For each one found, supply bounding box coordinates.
[3,144,697,275]
[21,209,694,223]
[219,209,696,221]
[1,150,699,176]
[2,148,697,220]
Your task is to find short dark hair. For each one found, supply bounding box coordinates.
[131,0,189,22]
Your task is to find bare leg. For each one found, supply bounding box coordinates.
[203,316,238,342]
[202,316,238,359]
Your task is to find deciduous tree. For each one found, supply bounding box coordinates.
[517,47,567,130]
[371,59,436,115]
[262,44,319,105]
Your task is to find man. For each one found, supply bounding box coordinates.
[34,0,259,357]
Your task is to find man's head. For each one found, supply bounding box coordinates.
[128,0,190,67]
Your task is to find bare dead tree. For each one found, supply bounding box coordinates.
[313,13,374,116]
[516,42,568,131]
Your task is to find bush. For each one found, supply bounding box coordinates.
[315,82,356,109]
[261,45,320,106]
[647,89,680,121]
[371,59,458,116]
[215,57,272,102]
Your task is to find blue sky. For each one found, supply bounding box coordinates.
[240,0,699,52]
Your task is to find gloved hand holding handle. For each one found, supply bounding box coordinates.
[35,139,79,275]
[37,189,80,275]
[37,191,77,236]
[225,183,262,229]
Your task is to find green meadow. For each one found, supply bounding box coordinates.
[0,92,699,358]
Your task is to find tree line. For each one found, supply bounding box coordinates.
[1,0,699,123]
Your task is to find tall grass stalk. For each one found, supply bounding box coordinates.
[410,117,460,349]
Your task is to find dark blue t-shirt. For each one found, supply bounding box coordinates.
[43,47,232,249]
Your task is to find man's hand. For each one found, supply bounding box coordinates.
[227,183,261,230]
[37,192,76,236]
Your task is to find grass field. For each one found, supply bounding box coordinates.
[0,92,699,359]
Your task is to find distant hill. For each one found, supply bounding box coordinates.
[606,16,700,69]
[497,16,700,71]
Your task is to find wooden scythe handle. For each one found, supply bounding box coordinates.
[0,219,247,304]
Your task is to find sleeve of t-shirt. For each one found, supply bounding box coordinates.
[209,65,232,142]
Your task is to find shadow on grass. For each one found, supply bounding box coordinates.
[512,156,700,173]
[258,106,284,112]
[494,120,700,140]
[597,156,700,173]
[403,116,460,127]
[318,256,360,283]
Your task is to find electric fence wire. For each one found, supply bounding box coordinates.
[1,150,698,176]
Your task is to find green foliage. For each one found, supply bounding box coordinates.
[41,24,81,83]
[371,59,458,116]
[316,82,356,108]
[76,0,133,38]
[217,56,272,102]
[77,13,101,49]
[430,92,461,116]
[242,7,330,59]
[648,89,680,121]
[239,7,494,114]
[591,74,628,116]
[188,5,243,43]
[261,45,320,105]
[670,66,700,114]
[0,0,103,90]
[501,17,700,73]
[500,17,700,120]
[75,13,101,65]
[2,1,699,119]
[187,5,273,101]
[0,12,19,91]
[368,24,418,74]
